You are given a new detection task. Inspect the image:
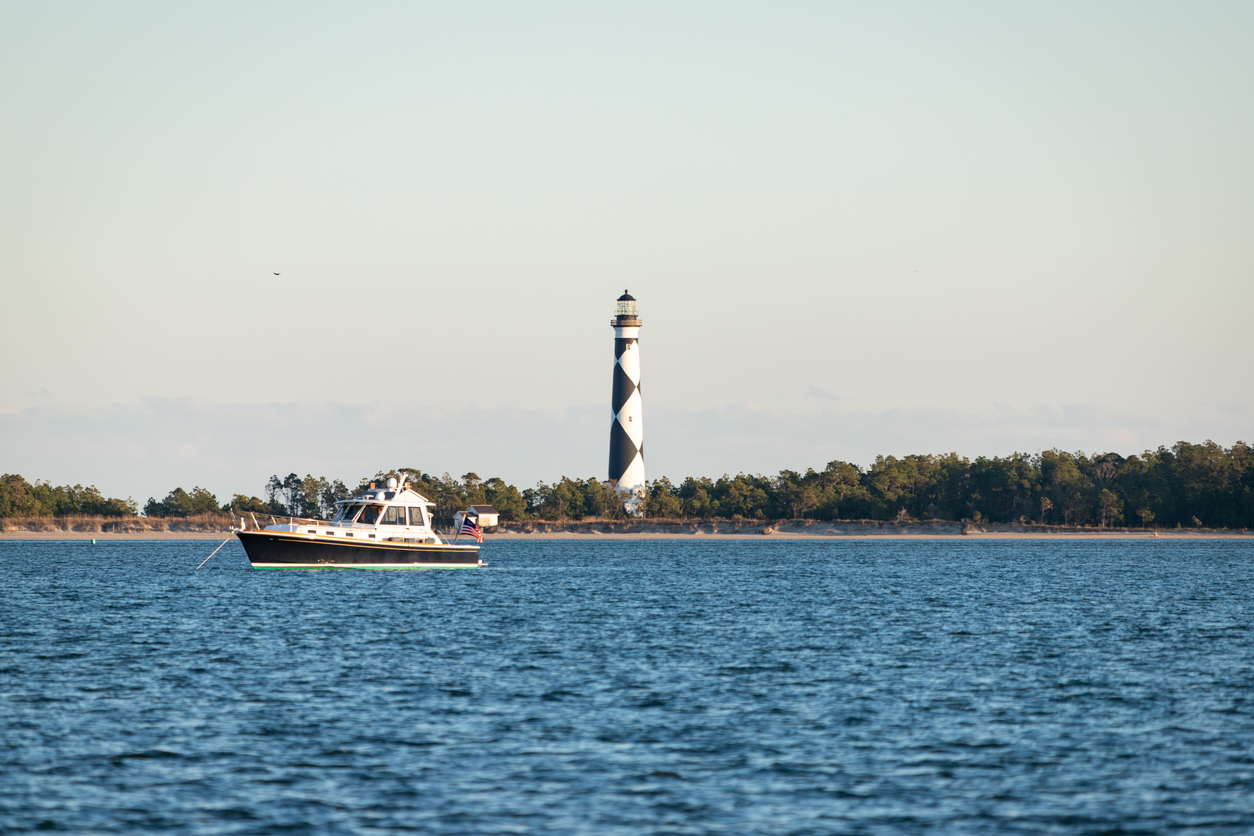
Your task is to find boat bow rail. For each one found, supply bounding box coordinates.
[233,512,321,532]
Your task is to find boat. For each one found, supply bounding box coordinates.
[233,477,484,569]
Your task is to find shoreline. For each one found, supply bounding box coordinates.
[489,530,1254,540]
[1,518,1250,542]
[2,532,1250,541]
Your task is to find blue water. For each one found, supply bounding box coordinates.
[3,539,1254,834]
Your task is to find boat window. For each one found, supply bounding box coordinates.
[359,505,382,525]
[407,507,426,527]
[381,506,404,525]
[335,505,360,523]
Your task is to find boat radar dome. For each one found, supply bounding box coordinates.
[387,477,398,489]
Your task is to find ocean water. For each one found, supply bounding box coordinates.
[3,539,1253,835]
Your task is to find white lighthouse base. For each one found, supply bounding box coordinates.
[616,460,646,517]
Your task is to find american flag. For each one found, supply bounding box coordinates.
[458,514,483,543]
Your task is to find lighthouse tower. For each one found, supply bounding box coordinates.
[609,289,645,512]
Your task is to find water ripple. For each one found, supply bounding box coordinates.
[2,539,1253,833]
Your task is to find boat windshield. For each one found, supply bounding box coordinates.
[359,505,383,525]
[334,504,360,523]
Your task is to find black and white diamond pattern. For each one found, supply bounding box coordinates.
[608,334,645,497]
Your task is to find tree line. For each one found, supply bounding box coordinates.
[639,441,1253,529]
[3,440,1251,528]
[0,475,138,518]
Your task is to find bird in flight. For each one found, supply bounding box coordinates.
[273,272,280,276]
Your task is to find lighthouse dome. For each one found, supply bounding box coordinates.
[617,289,635,301]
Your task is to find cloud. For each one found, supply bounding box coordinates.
[645,402,1251,478]
[0,399,607,502]
[0,398,1247,503]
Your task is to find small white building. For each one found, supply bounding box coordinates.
[454,505,500,530]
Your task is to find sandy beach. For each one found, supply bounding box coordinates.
[487,530,1254,540]
[2,521,1249,541]
[0,530,237,541]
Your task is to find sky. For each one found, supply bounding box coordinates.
[2,1,1251,504]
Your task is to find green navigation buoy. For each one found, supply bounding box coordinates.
[91,539,96,545]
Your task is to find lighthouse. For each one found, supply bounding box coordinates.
[609,289,645,512]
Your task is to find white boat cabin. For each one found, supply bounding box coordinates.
[263,477,445,544]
